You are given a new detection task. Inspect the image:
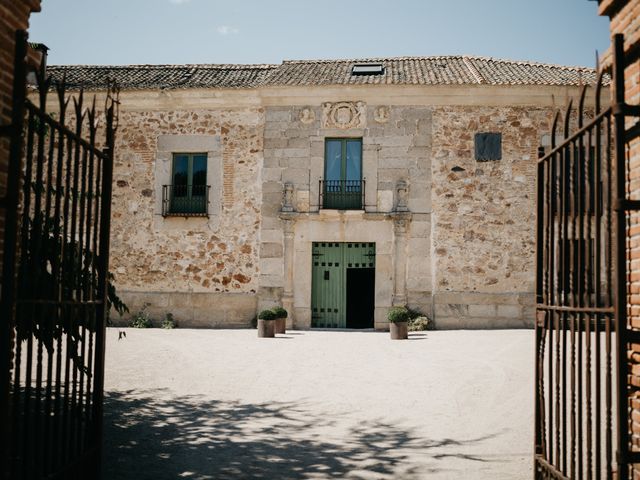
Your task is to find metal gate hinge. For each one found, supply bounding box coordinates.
[612,102,640,117]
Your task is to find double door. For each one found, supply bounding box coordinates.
[311,242,375,328]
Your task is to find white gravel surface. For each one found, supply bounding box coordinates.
[102,328,533,480]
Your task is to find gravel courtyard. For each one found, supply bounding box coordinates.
[102,328,533,480]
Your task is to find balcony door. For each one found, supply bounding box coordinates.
[171,152,207,214]
[324,138,362,209]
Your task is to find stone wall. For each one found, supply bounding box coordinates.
[101,84,590,330]
[109,103,264,327]
[430,106,553,328]
[259,103,433,326]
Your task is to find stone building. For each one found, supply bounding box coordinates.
[49,56,600,330]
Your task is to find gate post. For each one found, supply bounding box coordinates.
[612,33,630,480]
[0,30,28,480]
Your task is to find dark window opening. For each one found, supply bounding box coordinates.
[322,138,363,210]
[163,152,209,216]
[352,63,384,76]
[475,132,502,161]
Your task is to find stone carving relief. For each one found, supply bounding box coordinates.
[322,101,366,129]
[299,107,315,124]
[282,182,294,212]
[373,106,390,124]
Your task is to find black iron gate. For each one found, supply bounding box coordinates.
[0,31,118,479]
[535,34,640,479]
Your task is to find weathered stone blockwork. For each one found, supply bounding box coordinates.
[259,103,433,327]
[48,59,600,330]
[430,106,552,328]
[109,101,264,326]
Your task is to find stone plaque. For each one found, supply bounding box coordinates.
[322,101,366,129]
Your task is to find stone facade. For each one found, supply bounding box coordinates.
[110,103,264,327]
[90,81,597,330]
[258,103,433,329]
[430,106,552,328]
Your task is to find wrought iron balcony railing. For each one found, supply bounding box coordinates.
[162,184,210,217]
[319,179,365,210]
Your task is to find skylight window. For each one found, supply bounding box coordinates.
[352,63,384,76]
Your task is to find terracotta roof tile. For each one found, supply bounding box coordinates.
[47,64,277,90]
[46,55,603,90]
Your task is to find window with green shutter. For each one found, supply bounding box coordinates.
[322,138,363,210]
[163,153,209,216]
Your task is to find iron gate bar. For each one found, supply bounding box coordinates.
[534,33,640,480]
[0,29,28,479]
[612,34,630,479]
[0,30,118,480]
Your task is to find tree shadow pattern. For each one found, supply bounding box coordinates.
[103,389,505,480]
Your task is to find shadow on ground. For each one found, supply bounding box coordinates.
[103,389,501,480]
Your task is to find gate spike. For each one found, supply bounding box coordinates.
[56,73,70,127]
[87,96,98,141]
[563,99,573,140]
[36,68,51,112]
[578,85,588,129]
[551,111,560,149]
[73,89,86,133]
[594,70,605,115]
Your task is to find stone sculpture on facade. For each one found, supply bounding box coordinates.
[395,180,409,212]
[299,107,315,124]
[322,101,366,129]
[373,106,390,124]
[282,182,294,212]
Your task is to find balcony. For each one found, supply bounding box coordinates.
[319,179,365,210]
[162,184,210,217]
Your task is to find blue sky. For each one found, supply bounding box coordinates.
[30,0,610,67]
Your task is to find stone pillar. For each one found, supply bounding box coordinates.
[282,217,295,328]
[392,214,411,306]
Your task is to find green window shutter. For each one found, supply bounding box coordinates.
[323,138,363,210]
[169,153,208,215]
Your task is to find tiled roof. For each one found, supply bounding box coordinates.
[46,55,601,90]
[47,64,277,90]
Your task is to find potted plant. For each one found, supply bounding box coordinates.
[257,309,276,338]
[388,306,409,340]
[272,306,288,334]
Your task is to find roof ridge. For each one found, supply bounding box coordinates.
[47,63,278,70]
[282,55,467,64]
[461,56,484,84]
[468,56,596,71]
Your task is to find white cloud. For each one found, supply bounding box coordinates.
[169,0,190,4]
[216,25,239,36]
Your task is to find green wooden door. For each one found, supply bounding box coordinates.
[311,242,376,328]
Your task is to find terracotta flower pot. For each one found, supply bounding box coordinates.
[275,317,286,334]
[257,319,275,338]
[390,321,408,340]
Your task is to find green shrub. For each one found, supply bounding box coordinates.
[130,304,153,328]
[258,309,277,320]
[272,306,288,318]
[408,316,431,331]
[161,313,177,329]
[387,306,410,323]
